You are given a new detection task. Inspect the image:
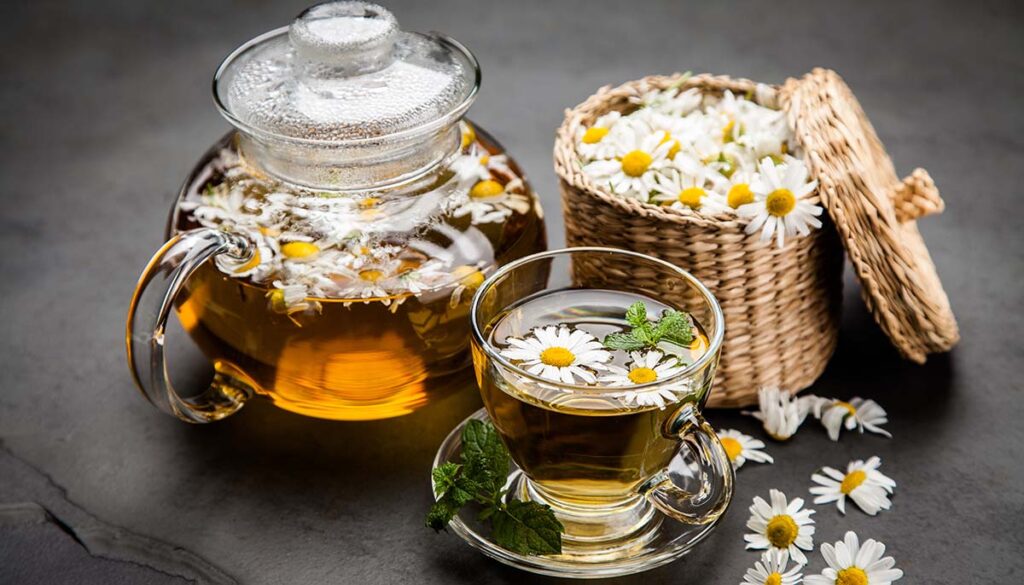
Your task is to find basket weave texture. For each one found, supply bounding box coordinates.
[554,73,844,408]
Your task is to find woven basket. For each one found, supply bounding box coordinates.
[554,73,845,408]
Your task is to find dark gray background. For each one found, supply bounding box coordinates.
[1,0,1022,583]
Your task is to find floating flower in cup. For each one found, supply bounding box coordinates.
[599,350,685,385]
[810,456,896,516]
[745,387,810,441]
[810,397,892,441]
[500,326,611,384]
[597,350,689,409]
[739,158,822,249]
[717,429,774,469]
[741,549,804,585]
[804,531,903,585]
[745,488,816,565]
[581,123,673,200]
[650,165,729,214]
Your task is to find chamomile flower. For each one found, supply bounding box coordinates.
[633,86,703,117]
[804,531,903,585]
[500,326,611,384]
[810,456,896,516]
[576,111,623,161]
[582,124,673,200]
[446,264,486,308]
[745,387,810,441]
[739,158,822,249]
[599,350,685,385]
[745,489,816,565]
[741,549,803,585]
[813,397,892,441]
[716,170,760,210]
[598,350,689,409]
[451,179,519,224]
[650,165,729,214]
[718,429,774,469]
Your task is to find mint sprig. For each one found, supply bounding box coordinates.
[602,301,694,351]
[427,420,563,555]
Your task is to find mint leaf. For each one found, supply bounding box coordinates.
[654,309,694,346]
[602,331,645,351]
[491,500,564,555]
[426,495,462,532]
[431,462,462,496]
[461,419,509,493]
[427,420,564,554]
[624,301,648,328]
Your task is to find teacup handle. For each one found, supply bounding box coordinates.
[640,403,735,525]
[126,228,254,423]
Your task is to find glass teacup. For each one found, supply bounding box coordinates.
[469,247,733,560]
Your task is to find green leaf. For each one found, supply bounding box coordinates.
[602,331,645,351]
[490,500,564,555]
[624,302,648,328]
[425,495,462,532]
[654,309,694,346]
[431,462,461,496]
[461,419,509,492]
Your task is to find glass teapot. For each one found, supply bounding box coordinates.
[126,1,546,423]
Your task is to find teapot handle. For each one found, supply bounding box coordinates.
[639,403,735,525]
[126,228,254,423]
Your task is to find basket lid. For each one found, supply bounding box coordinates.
[780,68,958,363]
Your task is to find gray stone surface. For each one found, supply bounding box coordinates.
[1,0,1022,583]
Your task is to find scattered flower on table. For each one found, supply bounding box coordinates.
[500,326,611,384]
[807,397,892,441]
[718,429,774,469]
[741,549,804,585]
[804,531,903,585]
[745,488,816,565]
[745,386,811,441]
[810,456,896,516]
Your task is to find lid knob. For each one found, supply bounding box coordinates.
[289,2,398,75]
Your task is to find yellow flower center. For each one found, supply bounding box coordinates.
[677,186,705,209]
[233,249,261,273]
[479,155,490,165]
[582,127,609,144]
[461,123,476,149]
[764,573,782,585]
[840,470,867,495]
[727,183,755,208]
[280,242,319,259]
[359,269,384,283]
[359,197,380,209]
[720,437,743,462]
[781,141,789,155]
[539,347,575,368]
[765,515,799,548]
[834,400,857,416]
[836,567,869,585]
[766,188,796,217]
[470,179,504,199]
[658,133,681,159]
[722,119,736,143]
[627,367,658,384]
[620,150,653,177]
[451,265,485,289]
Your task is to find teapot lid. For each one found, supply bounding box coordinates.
[214,1,478,147]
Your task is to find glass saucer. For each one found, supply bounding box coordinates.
[431,408,725,579]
